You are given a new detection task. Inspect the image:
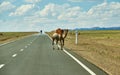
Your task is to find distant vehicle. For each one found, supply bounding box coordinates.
[40,30,42,34]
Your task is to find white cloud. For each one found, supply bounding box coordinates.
[0,1,16,13]
[43,2,120,28]
[68,0,83,2]
[25,0,42,3]
[82,2,120,27]
[9,4,35,16]
[38,3,70,17]
[24,15,60,25]
[37,3,82,21]
[36,3,83,20]
[1,2,119,32]
[30,2,120,29]
[87,2,120,18]
[0,19,40,32]
[68,0,100,2]
[58,6,81,20]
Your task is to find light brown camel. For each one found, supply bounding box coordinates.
[52,28,68,50]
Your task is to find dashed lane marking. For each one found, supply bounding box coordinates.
[12,54,17,57]
[28,44,30,46]
[25,46,28,48]
[0,64,5,69]
[20,49,24,51]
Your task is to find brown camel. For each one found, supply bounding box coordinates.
[52,28,68,50]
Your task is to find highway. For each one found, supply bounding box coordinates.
[0,34,108,75]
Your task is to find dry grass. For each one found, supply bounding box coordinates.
[0,32,38,44]
[46,30,120,75]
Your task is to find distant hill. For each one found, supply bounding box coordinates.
[74,27,120,30]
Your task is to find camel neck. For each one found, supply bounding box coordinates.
[63,31,68,39]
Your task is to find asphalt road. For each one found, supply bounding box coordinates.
[0,34,108,75]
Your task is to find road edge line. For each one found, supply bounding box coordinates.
[0,64,5,69]
[63,49,96,75]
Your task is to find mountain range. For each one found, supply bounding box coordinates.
[74,27,120,30]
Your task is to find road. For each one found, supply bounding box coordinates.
[0,34,108,75]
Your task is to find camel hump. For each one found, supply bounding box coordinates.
[56,28,64,34]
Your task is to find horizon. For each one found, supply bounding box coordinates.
[0,26,120,32]
[0,0,120,32]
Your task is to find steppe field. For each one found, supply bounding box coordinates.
[0,32,37,44]
[47,30,120,75]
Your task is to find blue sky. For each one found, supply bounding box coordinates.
[0,0,120,32]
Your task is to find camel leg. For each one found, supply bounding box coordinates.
[52,38,54,45]
[63,39,64,46]
[61,39,65,50]
[60,40,63,50]
[61,44,63,50]
[52,38,55,50]
[56,39,59,50]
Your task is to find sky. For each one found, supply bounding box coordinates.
[0,0,120,32]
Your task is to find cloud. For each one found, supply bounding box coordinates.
[0,1,16,13]
[87,2,120,18]
[68,0,83,2]
[9,4,35,16]
[41,2,119,28]
[37,3,82,21]
[58,6,81,20]
[29,2,120,29]
[68,0,101,2]
[0,19,40,32]
[84,2,120,27]
[37,3,82,20]
[37,3,70,17]
[1,2,119,32]
[25,0,42,3]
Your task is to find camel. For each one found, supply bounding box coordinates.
[52,28,68,50]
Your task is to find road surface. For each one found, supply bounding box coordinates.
[0,34,108,75]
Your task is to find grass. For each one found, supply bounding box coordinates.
[47,30,120,75]
[0,32,38,44]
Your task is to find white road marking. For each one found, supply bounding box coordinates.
[63,49,96,75]
[25,46,28,48]
[12,54,17,57]
[0,64,5,69]
[28,44,30,46]
[20,49,24,51]
[47,34,96,75]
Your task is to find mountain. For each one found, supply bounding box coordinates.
[74,27,120,30]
